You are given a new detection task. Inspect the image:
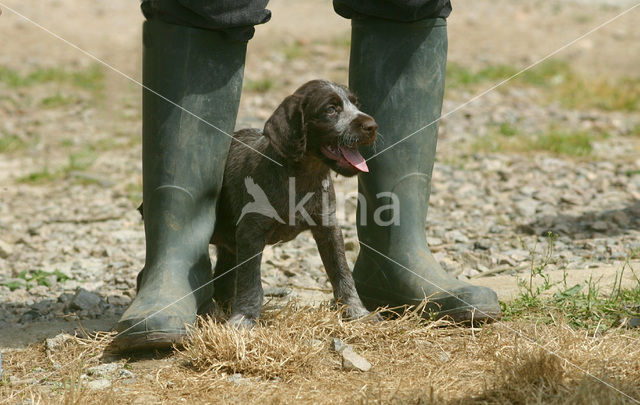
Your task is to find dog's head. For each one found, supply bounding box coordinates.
[263,80,377,176]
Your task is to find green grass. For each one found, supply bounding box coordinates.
[244,78,275,93]
[533,129,597,156]
[0,64,105,91]
[0,269,71,291]
[0,133,27,153]
[18,168,57,184]
[501,235,640,333]
[40,92,78,108]
[282,41,306,61]
[17,146,98,184]
[472,125,604,157]
[446,60,640,111]
[125,181,143,204]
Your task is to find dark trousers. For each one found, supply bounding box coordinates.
[141,0,451,41]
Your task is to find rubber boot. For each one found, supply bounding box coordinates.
[349,18,501,323]
[113,20,246,351]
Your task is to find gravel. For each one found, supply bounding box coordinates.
[1,1,639,330]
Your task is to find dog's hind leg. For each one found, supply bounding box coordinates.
[213,246,237,311]
[228,226,266,328]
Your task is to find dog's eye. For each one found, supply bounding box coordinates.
[326,106,338,115]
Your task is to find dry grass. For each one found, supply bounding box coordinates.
[2,303,640,404]
[180,302,448,381]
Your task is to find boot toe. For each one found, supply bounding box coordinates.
[112,309,194,352]
[433,285,501,324]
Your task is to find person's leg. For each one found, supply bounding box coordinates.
[337,0,502,323]
[113,1,269,351]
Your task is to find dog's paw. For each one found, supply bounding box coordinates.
[344,305,380,322]
[228,314,257,329]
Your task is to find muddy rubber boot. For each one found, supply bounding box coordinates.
[349,17,501,323]
[113,20,245,351]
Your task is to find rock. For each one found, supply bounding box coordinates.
[332,338,348,353]
[341,347,371,372]
[118,369,135,379]
[69,288,104,311]
[87,378,111,390]
[611,211,630,227]
[45,333,74,352]
[560,194,582,205]
[444,230,469,244]
[106,294,131,306]
[591,221,608,232]
[87,363,120,376]
[332,338,371,372]
[0,240,13,258]
[514,198,539,217]
[226,373,251,385]
[263,287,290,298]
[474,239,492,250]
[437,351,451,362]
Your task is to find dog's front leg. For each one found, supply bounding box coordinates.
[311,225,373,320]
[228,225,266,329]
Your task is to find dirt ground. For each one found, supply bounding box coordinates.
[1,0,640,403]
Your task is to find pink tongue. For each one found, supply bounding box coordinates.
[339,146,369,172]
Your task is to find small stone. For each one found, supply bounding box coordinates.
[591,221,608,232]
[437,351,451,362]
[514,199,539,217]
[87,378,111,390]
[107,294,131,306]
[628,317,640,328]
[0,240,13,258]
[341,347,371,372]
[226,373,250,385]
[444,230,469,244]
[45,333,74,352]
[561,194,582,205]
[87,363,120,376]
[611,211,630,227]
[307,339,323,347]
[263,287,290,298]
[118,369,135,379]
[70,288,104,311]
[474,239,492,250]
[332,338,348,353]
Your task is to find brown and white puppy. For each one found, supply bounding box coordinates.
[211,80,378,327]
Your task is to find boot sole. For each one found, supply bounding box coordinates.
[361,295,502,325]
[109,331,187,353]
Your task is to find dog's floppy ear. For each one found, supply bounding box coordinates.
[263,94,306,162]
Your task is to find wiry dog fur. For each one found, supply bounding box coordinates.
[211,80,378,327]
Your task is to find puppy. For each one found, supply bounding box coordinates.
[211,80,378,327]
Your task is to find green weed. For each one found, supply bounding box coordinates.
[282,41,307,61]
[533,129,596,156]
[0,133,27,153]
[18,168,57,184]
[244,78,275,93]
[472,126,602,157]
[0,269,71,291]
[498,122,517,137]
[501,236,640,332]
[18,146,98,184]
[446,60,640,111]
[40,92,78,108]
[0,64,104,90]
